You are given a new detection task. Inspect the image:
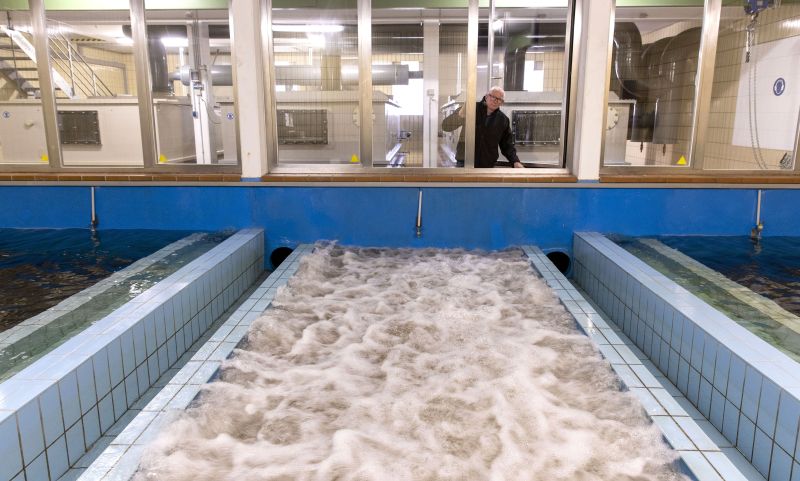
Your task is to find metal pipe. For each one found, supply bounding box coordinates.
[174,63,413,88]
[67,39,76,96]
[751,189,764,239]
[416,189,422,238]
[90,186,98,230]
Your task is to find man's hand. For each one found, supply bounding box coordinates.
[513,161,524,168]
[458,106,465,119]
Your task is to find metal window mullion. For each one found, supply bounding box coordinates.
[260,0,278,172]
[464,0,478,170]
[561,0,582,171]
[30,0,62,169]
[487,0,495,92]
[358,0,373,167]
[227,0,243,171]
[688,0,721,171]
[598,0,614,169]
[130,0,157,168]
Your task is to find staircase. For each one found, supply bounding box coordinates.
[0,27,39,98]
[0,23,114,99]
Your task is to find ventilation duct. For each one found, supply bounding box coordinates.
[610,23,701,145]
[500,22,566,91]
[121,25,231,94]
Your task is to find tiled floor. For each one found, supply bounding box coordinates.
[521,245,767,481]
[63,245,313,481]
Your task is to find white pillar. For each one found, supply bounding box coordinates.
[230,0,269,179]
[422,20,439,168]
[571,0,612,181]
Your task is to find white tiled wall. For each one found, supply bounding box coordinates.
[0,229,263,481]
[573,232,800,481]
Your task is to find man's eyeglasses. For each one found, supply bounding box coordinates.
[487,94,505,104]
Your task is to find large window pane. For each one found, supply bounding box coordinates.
[486,5,570,168]
[603,5,704,167]
[272,3,360,167]
[704,2,799,170]
[371,7,468,168]
[437,21,470,168]
[45,8,143,167]
[0,9,49,166]
[146,8,234,166]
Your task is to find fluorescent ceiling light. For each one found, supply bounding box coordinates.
[273,24,344,33]
[161,37,188,48]
[115,36,133,46]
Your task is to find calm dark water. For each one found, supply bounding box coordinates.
[0,228,192,332]
[657,236,800,318]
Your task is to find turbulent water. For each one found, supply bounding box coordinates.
[137,245,685,481]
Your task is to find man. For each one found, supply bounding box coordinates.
[442,86,524,168]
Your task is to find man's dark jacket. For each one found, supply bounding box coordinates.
[442,98,521,168]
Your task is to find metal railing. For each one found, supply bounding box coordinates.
[47,27,114,98]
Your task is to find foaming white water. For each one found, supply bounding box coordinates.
[137,245,686,481]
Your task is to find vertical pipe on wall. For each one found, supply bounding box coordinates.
[688,0,722,170]
[260,0,279,173]
[793,105,800,172]
[358,0,373,166]
[90,186,98,229]
[29,0,62,168]
[416,189,423,238]
[751,189,764,239]
[130,0,157,168]
[464,0,479,170]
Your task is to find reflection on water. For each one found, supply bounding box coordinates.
[137,245,684,481]
[0,229,231,382]
[0,229,191,331]
[615,236,800,363]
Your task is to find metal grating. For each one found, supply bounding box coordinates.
[512,110,561,146]
[57,110,101,145]
[276,109,328,145]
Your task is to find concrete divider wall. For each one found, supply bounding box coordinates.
[573,232,800,481]
[0,229,263,481]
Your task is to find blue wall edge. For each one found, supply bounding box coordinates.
[0,185,791,256]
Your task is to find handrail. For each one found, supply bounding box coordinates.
[49,38,98,96]
[55,33,114,96]
[47,28,114,97]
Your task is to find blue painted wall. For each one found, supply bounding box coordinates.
[0,185,791,255]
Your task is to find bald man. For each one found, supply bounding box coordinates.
[442,86,524,168]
